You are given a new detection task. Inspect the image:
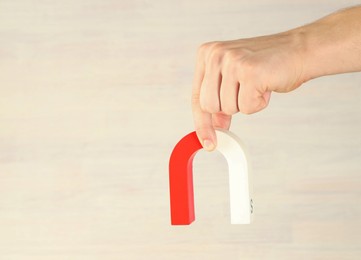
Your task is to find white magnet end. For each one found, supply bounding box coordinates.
[215,129,253,224]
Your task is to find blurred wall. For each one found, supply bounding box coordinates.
[0,1,360,259]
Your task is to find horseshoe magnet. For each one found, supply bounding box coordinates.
[169,129,253,225]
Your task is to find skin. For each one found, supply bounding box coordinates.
[192,5,361,151]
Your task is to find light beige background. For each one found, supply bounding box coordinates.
[1,0,361,259]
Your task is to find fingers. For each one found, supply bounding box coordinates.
[191,46,217,151]
[200,67,221,114]
[192,41,273,152]
[219,67,240,115]
[194,42,234,150]
[192,104,217,151]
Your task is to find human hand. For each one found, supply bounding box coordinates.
[191,31,306,151]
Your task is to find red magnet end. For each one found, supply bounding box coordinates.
[169,131,202,225]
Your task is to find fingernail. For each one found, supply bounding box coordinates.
[203,139,215,151]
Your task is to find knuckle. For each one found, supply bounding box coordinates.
[209,41,225,52]
[197,42,210,56]
[238,97,267,114]
[240,108,254,115]
[198,41,222,55]
[223,50,237,64]
[207,41,226,63]
[238,102,254,115]
[221,106,238,116]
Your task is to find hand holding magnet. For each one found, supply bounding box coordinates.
[169,129,253,225]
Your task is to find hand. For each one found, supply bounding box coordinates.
[191,31,306,150]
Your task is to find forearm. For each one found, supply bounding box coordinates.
[293,5,361,82]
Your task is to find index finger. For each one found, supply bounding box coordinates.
[191,46,217,151]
